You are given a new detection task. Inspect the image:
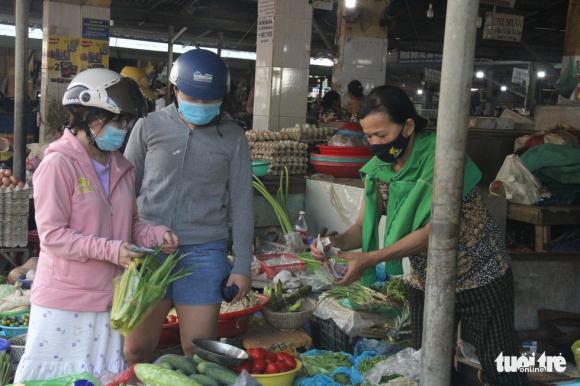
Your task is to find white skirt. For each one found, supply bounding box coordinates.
[14,304,125,383]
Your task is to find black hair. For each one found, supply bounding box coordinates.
[66,105,112,135]
[321,90,341,111]
[359,85,428,132]
[347,80,364,99]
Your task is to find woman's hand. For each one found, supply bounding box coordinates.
[336,251,380,285]
[310,228,338,260]
[226,274,251,303]
[118,242,144,268]
[160,231,179,254]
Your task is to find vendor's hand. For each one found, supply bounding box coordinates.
[336,251,379,286]
[226,274,251,303]
[310,228,338,260]
[118,242,143,268]
[160,231,179,254]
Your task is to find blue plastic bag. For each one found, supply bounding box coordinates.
[354,338,404,357]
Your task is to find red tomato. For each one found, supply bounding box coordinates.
[251,359,266,374]
[276,360,292,372]
[247,348,267,361]
[266,352,278,362]
[274,352,297,370]
[166,315,177,323]
[265,362,280,374]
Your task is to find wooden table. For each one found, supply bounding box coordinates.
[507,203,580,252]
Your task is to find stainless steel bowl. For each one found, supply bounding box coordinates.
[192,339,249,367]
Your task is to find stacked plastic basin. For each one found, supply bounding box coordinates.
[310,145,372,178]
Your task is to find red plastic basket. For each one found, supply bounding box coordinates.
[218,294,269,338]
[316,145,371,157]
[257,253,306,280]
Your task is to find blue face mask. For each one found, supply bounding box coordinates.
[178,98,221,126]
[92,124,127,152]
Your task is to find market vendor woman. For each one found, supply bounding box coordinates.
[312,85,528,386]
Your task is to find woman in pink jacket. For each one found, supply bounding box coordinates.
[15,69,179,383]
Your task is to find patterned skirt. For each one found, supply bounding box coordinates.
[14,304,125,383]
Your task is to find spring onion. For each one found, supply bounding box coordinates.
[253,167,292,234]
[111,251,190,335]
[323,282,394,310]
[0,350,10,385]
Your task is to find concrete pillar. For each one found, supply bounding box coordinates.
[252,0,313,131]
[40,0,111,142]
[560,0,580,103]
[333,0,388,97]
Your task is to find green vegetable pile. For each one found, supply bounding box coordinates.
[111,252,190,335]
[358,355,388,374]
[135,353,240,386]
[384,278,408,304]
[323,282,396,311]
[264,280,312,312]
[300,352,352,375]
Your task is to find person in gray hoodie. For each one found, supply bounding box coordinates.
[123,49,254,362]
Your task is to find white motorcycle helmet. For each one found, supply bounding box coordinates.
[63,68,148,119]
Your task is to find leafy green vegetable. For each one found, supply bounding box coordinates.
[358,355,388,374]
[323,282,394,311]
[300,352,352,375]
[385,278,408,303]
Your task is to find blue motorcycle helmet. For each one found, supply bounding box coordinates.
[169,49,230,100]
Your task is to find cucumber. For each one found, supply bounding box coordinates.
[158,354,198,375]
[135,363,202,386]
[158,361,174,370]
[197,362,238,385]
[189,374,221,386]
[192,354,206,365]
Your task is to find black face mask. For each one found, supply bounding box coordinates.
[370,128,410,163]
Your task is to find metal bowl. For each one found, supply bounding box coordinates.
[192,339,249,367]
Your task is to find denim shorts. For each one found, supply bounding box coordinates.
[163,239,231,306]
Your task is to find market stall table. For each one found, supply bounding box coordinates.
[507,203,580,252]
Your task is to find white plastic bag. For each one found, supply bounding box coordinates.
[490,154,543,205]
[365,348,422,385]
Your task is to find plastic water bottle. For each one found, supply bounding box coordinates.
[294,211,308,241]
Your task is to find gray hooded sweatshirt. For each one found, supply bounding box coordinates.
[124,104,254,276]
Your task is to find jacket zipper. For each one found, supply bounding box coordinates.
[171,128,193,230]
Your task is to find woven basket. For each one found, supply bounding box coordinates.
[263,298,317,331]
[0,186,29,247]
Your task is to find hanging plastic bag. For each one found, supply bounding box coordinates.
[490,154,543,205]
[365,348,422,384]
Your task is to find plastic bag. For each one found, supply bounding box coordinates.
[295,374,341,386]
[234,370,261,386]
[7,372,98,386]
[365,348,422,384]
[327,130,368,147]
[285,232,306,253]
[490,154,543,205]
[354,339,404,357]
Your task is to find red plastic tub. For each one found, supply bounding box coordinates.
[316,145,371,157]
[158,321,180,349]
[311,160,366,178]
